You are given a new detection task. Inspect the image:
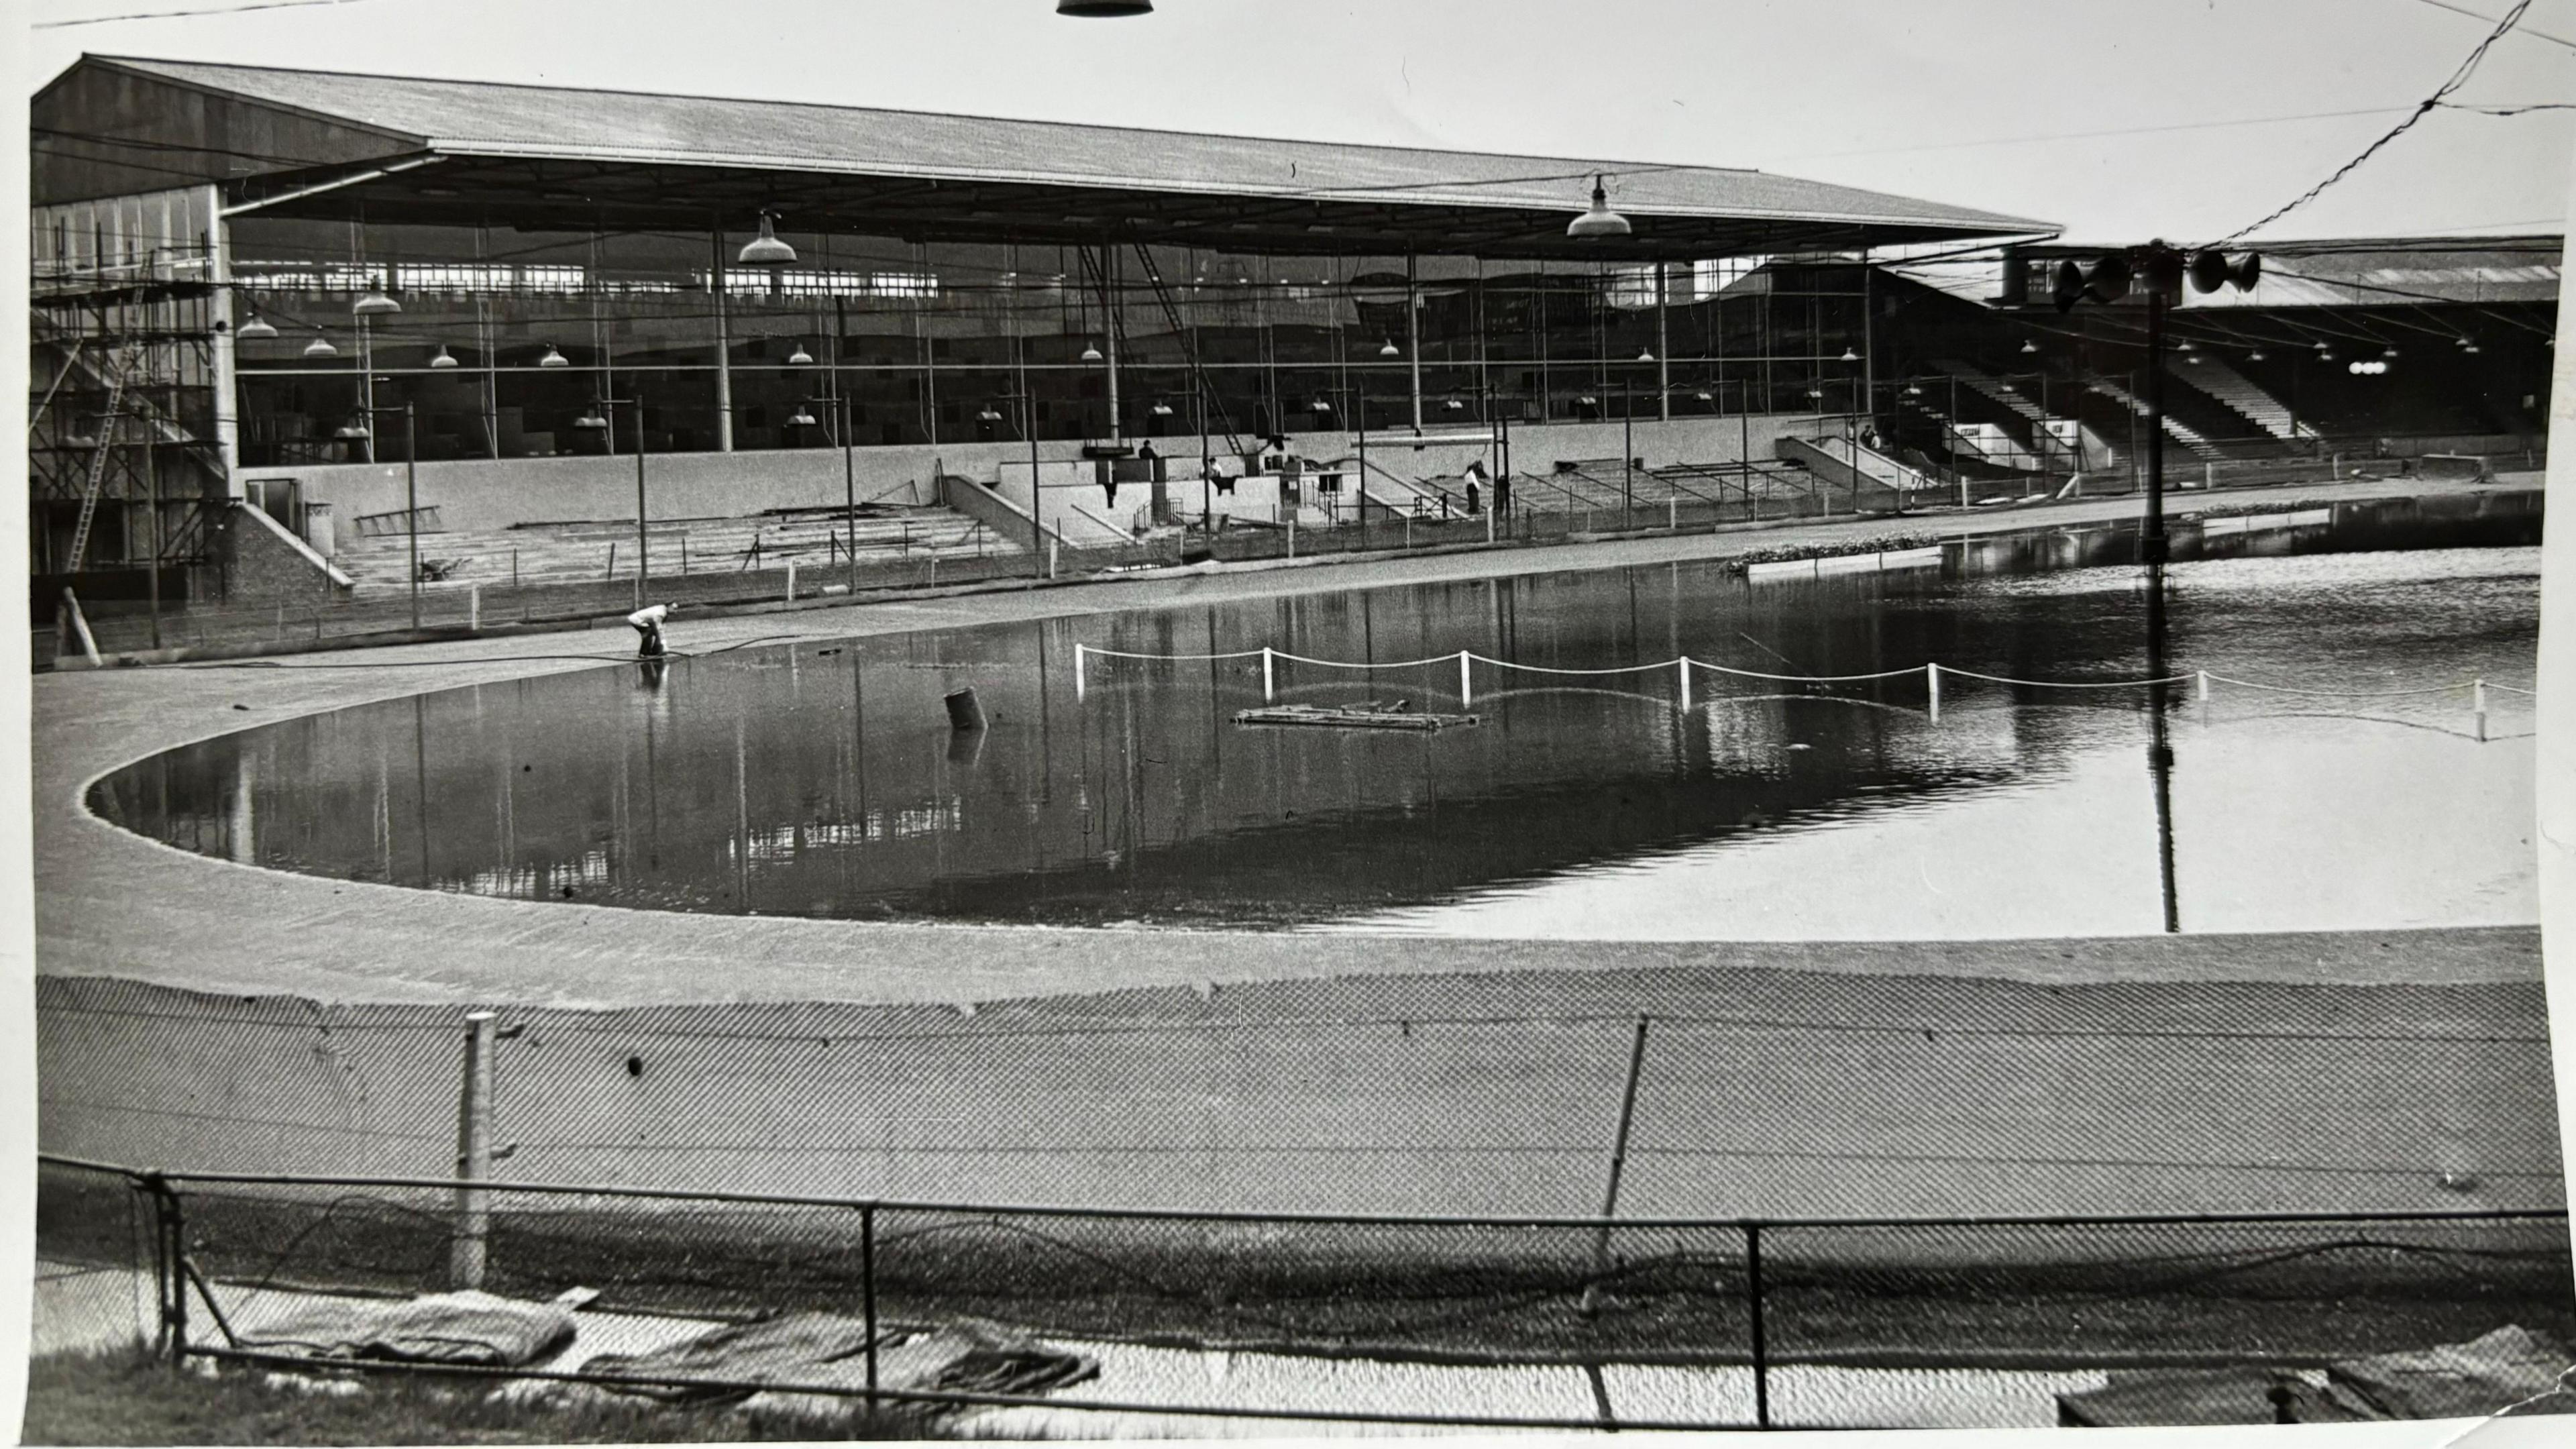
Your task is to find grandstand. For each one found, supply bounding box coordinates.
[29,53,2053,620]
[28,54,2553,631]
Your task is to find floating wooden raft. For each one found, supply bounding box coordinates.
[1233,700,1480,732]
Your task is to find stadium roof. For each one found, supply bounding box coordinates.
[34,54,2056,259]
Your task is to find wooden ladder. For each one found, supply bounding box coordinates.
[66,344,141,572]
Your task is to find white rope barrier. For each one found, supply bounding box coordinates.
[1071,641,2532,721]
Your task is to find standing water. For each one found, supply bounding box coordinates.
[92,494,2540,942]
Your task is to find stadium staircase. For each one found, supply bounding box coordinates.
[2085,374,2222,460]
[329,505,1015,593]
[2167,354,2310,445]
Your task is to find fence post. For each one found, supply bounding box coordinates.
[1926,662,1941,724]
[786,559,798,602]
[1261,646,1275,702]
[1458,649,1472,708]
[1585,1017,1652,1317]
[1668,495,1678,531]
[1678,657,1693,713]
[606,542,616,581]
[450,1010,498,1291]
[1048,537,1059,579]
[1073,643,1087,701]
[861,1203,880,1419]
[1746,1223,1770,1430]
[2475,678,2488,742]
[468,585,481,633]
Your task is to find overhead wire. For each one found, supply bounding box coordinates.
[2214,0,2537,244]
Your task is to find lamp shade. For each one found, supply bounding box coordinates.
[1150,402,1174,416]
[1639,348,1657,362]
[1310,398,1333,413]
[1057,0,1152,13]
[2247,349,2265,362]
[978,408,1004,422]
[739,213,798,267]
[303,332,338,358]
[787,343,815,366]
[1837,347,1859,363]
[572,407,609,431]
[539,345,570,368]
[788,408,818,427]
[1080,341,1104,363]
[352,290,401,317]
[1379,339,1400,358]
[1566,174,1631,239]
[235,312,278,341]
[333,417,370,440]
[2019,340,2038,354]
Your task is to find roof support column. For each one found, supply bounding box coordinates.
[1658,262,1671,421]
[205,184,240,490]
[1407,252,1422,431]
[1103,239,1122,445]
[712,223,734,453]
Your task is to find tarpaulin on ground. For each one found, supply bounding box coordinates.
[580,1312,1095,1413]
[2273,1325,2573,1421]
[234,1290,576,1367]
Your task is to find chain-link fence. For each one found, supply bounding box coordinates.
[33,1155,2572,1432]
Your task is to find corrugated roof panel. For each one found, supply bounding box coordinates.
[97,56,2051,234]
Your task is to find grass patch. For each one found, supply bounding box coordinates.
[19,1350,949,1445]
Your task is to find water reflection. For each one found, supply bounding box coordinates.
[93,494,2541,938]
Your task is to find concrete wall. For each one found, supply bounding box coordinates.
[254,414,1837,551]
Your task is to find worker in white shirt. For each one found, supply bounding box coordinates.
[627,602,677,658]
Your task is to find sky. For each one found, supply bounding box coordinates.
[19,0,2576,244]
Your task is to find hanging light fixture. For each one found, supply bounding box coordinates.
[1150,402,1175,417]
[1639,347,1657,363]
[1577,394,1599,407]
[1695,390,1715,402]
[352,288,401,317]
[2381,344,2400,359]
[1444,399,1466,411]
[977,407,1004,422]
[573,404,609,431]
[788,341,815,366]
[788,406,818,428]
[333,414,370,440]
[2019,339,2039,354]
[1310,398,1334,413]
[1566,174,1631,239]
[2464,341,2482,354]
[429,345,460,370]
[303,330,338,359]
[1379,338,1400,358]
[2247,349,2265,362]
[539,344,570,368]
[235,311,278,341]
[1080,341,1104,363]
[1904,382,1924,396]
[2455,335,2475,349]
[1837,346,1859,363]
[1057,0,1153,14]
[739,211,798,266]
[2316,347,2334,362]
[2312,339,2331,354]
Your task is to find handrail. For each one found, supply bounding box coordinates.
[38,1153,2565,1234]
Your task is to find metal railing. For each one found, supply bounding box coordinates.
[34,1154,2572,1433]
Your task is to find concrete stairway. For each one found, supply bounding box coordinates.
[2169,354,2306,441]
[2086,374,2221,460]
[330,505,1017,593]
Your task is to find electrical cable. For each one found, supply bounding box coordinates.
[2214,0,2536,244]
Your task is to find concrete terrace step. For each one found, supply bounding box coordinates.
[328,506,1017,592]
[2169,354,2305,441]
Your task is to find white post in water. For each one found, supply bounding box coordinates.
[1048,536,1059,579]
[1678,657,1693,712]
[1668,496,1678,531]
[450,1010,498,1291]
[1073,644,1087,701]
[1926,662,1941,724]
[2198,668,2212,724]
[468,585,481,632]
[1261,646,1275,702]
[2475,679,2488,742]
[1458,650,1473,707]
[786,559,797,602]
